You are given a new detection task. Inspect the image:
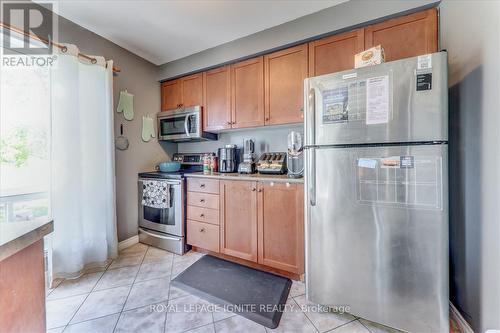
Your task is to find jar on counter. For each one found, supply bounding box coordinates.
[203,154,210,174]
[210,155,218,173]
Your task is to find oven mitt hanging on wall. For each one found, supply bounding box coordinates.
[142,115,156,142]
[117,90,134,120]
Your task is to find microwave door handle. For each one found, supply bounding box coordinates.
[184,115,191,137]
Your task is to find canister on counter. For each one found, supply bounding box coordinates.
[210,155,218,173]
[203,154,210,174]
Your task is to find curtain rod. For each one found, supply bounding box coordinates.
[0,22,121,73]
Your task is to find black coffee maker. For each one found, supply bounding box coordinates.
[218,144,240,173]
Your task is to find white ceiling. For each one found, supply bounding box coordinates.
[51,0,347,65]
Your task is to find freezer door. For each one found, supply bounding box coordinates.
[304,52,448,146]
[304,144,448,332]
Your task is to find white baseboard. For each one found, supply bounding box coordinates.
[118,235,139,251]
[450,302,474,333]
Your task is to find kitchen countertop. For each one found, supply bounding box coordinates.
[0,219,53,261]
[185,172,304,184]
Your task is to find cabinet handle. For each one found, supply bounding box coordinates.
[200,228,205,232]
[200,184,205,188]
[232,121,236,125]
[227,122,232,125]
[258,189,263,193]
[200,199,205,203]
[252,188,256,191]
[200,214,205,218]
[265,117,269,121]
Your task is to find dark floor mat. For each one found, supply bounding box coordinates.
[171,255,292,329]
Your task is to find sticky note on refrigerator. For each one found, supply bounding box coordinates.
[366,75,389,125]
[358,158,377,169]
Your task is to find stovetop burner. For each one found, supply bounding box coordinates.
[138,153,208,179]
[138,168,201,179]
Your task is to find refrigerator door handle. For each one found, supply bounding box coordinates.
[305,88,315,146]
[308,148,316,206]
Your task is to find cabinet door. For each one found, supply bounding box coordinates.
[264,44,308,126]
[220,180,258,261]
[364,8,438,62]
[309,29,364,76]
[203,66,231,131]
[257,182,304,274]
[231,57,265,129]
[180,73,203,107]
[161,79,181,111]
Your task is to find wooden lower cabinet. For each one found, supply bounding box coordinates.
[257,182,304,274]
[187,220,219,253]
[0,240,46,333]
[187,178,305,277]
[219,180,258,262]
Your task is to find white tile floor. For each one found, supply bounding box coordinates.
[46,243,401,333]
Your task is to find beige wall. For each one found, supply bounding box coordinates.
[440,1,500,332]
[56,15,176,242]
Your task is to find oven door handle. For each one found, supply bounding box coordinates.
[138,179,180,186]
[184,115,191,137]
[139,227,181,241]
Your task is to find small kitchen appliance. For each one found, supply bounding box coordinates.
[238,139,256,174]
[157,106,218,142]
[218,144,239,173]
[138,152,210,255]
[287,131,304,178]
[256,152,287,174]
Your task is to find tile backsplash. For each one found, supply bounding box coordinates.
[177,124,303,156]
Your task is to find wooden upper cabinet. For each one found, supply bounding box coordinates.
[264,44,308,125]
[180,73,203,108]
[257,183,304,274]
[220,180,258,262]
[161,80,181,111]
[364,8,438,62]
[231,57,265,129]
[203,66,231,131]
[309,28,364,76]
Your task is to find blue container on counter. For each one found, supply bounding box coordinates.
[156,161,181,172]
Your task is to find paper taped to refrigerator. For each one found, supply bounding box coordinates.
[366,75,389,125]
[322,86,349,123]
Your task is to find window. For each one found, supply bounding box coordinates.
[0,33,51,223]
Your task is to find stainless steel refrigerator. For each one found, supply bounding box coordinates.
[304,52,449,332]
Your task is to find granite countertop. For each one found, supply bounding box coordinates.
[185,172,304,184]
[0,219,53,261]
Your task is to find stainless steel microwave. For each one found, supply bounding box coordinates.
[157,106,218,142]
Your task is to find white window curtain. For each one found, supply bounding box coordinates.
[50,44,118,279]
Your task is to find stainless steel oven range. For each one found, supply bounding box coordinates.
[138,153,207,255]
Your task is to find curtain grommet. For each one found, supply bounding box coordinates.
[61,46,68,53]
[91,58,97,64]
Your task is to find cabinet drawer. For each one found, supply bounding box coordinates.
[187,205,219,225]
[187,220,219,252]
[187,192,219,209]
[187,178,219,194]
